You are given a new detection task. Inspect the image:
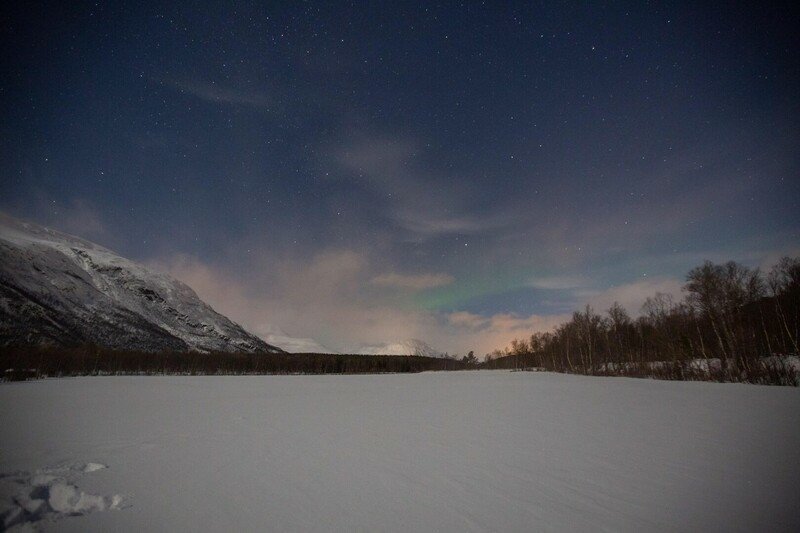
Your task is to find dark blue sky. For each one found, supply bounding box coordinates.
[2,1,798,353]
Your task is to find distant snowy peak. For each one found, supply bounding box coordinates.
[356,339,445,358]
[257,324,338,354]
[0,213,283,354]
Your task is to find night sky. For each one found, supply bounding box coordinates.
[2,2,798,354]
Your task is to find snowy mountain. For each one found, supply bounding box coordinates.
[258,324,338,354]
[355,339,445,358]
[0,213,282,353]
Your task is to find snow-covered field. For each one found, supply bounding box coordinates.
[1,371,798,532]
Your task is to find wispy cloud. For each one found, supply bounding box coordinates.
[335,135,510,238]
[577,277,684,315]
[151,248,571,355]
[159,78,272,108]
[392,211,509,237]
[371,271,454,290]
[527,275,589,291]
[49,198,108,239]
[149,244,796,356]
[338,137,415,178]
[3,196,111,245]
[152,249,423,352]
[445,311,569,353]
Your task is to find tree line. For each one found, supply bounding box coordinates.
[0,346,466,380]
[481,257,800,385]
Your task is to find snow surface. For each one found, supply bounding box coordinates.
[356,338,444,357]
[1,372,798,532]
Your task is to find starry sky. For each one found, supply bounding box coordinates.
[2,1,799,354]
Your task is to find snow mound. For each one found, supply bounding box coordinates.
[82,463,107,473]
[355,339,445,357]
[0,462,123,530]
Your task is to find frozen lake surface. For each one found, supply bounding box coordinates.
[1,371,798,532]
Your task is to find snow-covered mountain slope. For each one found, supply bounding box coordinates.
[258,324,338,354]
[0,213,282,353]
[355,339,445,358]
